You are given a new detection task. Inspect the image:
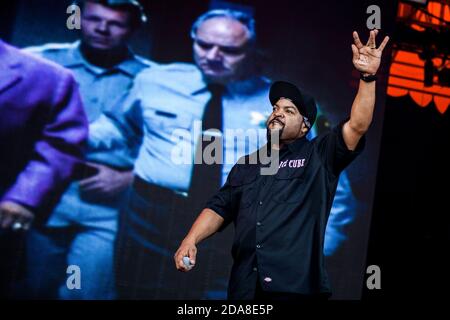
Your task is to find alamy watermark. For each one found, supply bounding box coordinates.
[66,5,81,30]
[65,5,382,32]
[366,264,381,290]
[66,265,81,290]
[170,121,280,175]
[366,5,381,30]
[65,5,381,32]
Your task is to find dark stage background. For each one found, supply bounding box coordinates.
[1,0,399,299]
[364,94,450,300]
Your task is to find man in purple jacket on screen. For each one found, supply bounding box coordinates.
[0,39,88,296]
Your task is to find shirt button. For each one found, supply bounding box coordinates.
[256,244,261,249]
[256,222,262,226]
[259,201,263,205]
[253,267,258,272]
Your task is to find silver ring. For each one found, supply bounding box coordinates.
[12,222,24,231]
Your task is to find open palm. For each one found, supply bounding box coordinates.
[352,29,389,76]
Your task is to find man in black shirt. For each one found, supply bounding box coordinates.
[174,30,389,300]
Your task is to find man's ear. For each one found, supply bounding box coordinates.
[301,123,309,134]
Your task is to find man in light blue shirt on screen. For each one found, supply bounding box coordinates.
[91,8,357,299]
[21,0,154,299]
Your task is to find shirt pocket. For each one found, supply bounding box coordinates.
[229,172,258,209]
[143,106,193,132]
[272,154,312,204]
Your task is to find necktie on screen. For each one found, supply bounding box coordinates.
[189,84,226,200]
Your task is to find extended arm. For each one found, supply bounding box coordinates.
[0,72,88,230]
[343,30,389,150]
[174,208,224,272]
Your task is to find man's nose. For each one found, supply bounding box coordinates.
[205,46,222,61]
[95,21,109,34]
[273,110,284,118]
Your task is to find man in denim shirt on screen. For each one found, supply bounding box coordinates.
[91,9,357,299]
[22,0,154,299]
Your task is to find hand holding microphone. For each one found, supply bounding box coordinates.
[182,256,193,269]
[174,240,197,272]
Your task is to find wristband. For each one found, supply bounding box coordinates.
[360,73,377,82]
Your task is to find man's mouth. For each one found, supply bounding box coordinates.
[90,37,110,45]
[200,61,228,72]
[270,118,284,126]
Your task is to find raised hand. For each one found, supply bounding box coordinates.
[352,29,389,76]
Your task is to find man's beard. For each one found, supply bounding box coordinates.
[266,126,283,148]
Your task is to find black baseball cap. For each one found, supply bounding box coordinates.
[269,81,317,129]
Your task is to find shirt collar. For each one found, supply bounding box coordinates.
[60,41,86,68]
[116,55,147,76]
[190,70,209,96]
[64,41,145,77]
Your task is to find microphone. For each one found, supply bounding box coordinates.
[183,256,193,269]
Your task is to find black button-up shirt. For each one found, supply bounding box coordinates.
[206,120,365,299]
